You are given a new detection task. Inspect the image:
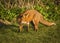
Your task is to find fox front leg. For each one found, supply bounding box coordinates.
[27,22,29,32]
[19,24,23,32]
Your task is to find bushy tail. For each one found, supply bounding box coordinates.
[39,17,56,26]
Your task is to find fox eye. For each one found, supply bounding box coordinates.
[19,15,23,18]
[20,16,23,17]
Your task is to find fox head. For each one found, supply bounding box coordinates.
[17,14,23,24]
[17,13,29,25]
[21,15,29,24]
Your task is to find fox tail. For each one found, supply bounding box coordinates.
[39,17,56,26]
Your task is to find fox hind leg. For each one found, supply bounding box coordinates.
[34,23,38,31]
[33,20,39,31]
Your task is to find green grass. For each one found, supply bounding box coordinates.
[0,20,60,43]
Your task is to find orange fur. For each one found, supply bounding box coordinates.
[17,10,56,32]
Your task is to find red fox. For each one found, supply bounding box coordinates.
[17,10,56,32]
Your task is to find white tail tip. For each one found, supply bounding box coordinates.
[52,23,56,25]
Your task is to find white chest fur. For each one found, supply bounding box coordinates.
[21,21,29,24]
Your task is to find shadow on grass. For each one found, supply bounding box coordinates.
[0,22,33,33]
[0,22,19,33]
